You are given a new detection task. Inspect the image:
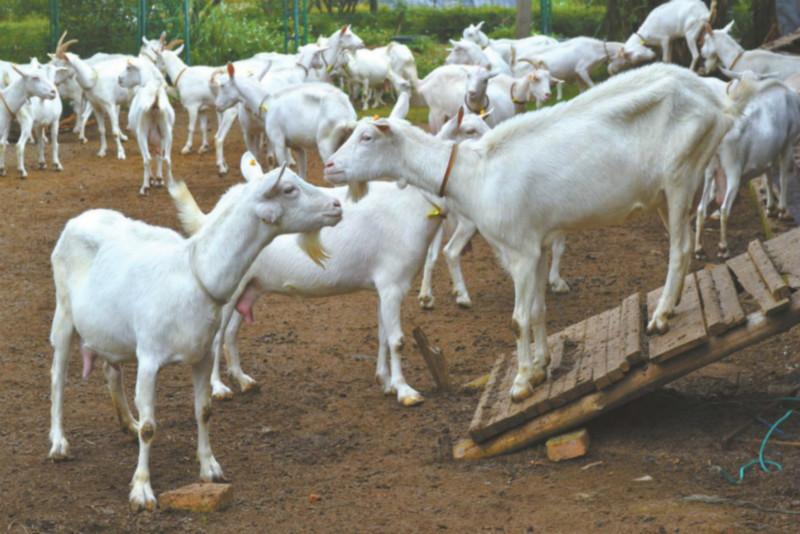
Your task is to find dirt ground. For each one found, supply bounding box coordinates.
[1,110,799,533]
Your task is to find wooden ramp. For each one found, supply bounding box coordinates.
[454,228,800,460]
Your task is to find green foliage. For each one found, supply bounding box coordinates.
[0,17,49,63]
[0,0,48,21]
[58,0,140,57]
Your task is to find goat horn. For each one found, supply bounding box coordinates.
[277,162,289,181]
[159,31,167,43]
[708,0,718,25]
[518,58,544,69]
[165,39,184,50]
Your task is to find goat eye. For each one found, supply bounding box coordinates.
[283,185,297,195]
[360,133,372,142]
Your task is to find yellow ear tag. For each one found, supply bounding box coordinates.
[372,114,380,120]
[249,159,257,166]
[480,108,486,115]
[426,204,443,218]
[260,103,269,113]
[326,65,334,73]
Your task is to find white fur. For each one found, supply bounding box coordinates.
[700,21,800,79]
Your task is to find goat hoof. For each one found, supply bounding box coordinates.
[53,163,63,172]
[212,383,234,401]
[418,294,435,310]
[778,210,794,222]
[200,458,227,483]
[48,438,71,461]
[456,295,473,308]
[646,316,669,335]
[181,146,191,155]
[97,151,107,158]
[129,484,157,512]
[717,247,730,259]
[694,250,706,260]
[38,162,46,170]
[510,381,533,403]
[238,376,259,394]
[549,279,570,294]
[138,187,149,196]
[117,153,125,161]
[0,168,5,176]
[399,392,424,407]
[79,138,88,144]
[18,171,27,179]
[529,367,547,389]
[198,145,210,154]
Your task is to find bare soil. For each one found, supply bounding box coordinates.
[1,111,799,533]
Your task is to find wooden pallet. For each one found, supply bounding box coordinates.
[456,228,800,460]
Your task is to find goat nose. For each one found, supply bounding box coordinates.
[332,199,341,209]
[324,161,334,168]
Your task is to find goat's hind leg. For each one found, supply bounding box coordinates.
[49,300,74,460]
[548,234,570,293]
[443,216,477,307]
[777,149,795,221]
[103,361,138,436]
[193,356,225,483]
[378,285,423,406]
[418,222,445,309]
[223,308,258,393]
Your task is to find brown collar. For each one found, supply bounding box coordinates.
[438,143,459,197]
[729,51,744,70]
[172,66,188,88]
[295,62,310,78]
[464,93,489,114]
[0,91,14,117]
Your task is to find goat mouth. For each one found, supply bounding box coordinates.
[323,169,346,183]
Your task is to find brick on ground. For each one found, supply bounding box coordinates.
[159,483,233,513]
[546,428,590,462]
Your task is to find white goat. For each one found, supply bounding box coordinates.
[118,59,176,195]
[325,64,757,402]
[0,63,58,177]
[700,21,800,79]
[517,37,624,96]
[461,21,557,65]
[446,39,512,75]
[15,60,67,176]
[373,41,419,90]
[417,65,552,132]
[48,153,342,511]
[609,0,715,74]
[226,63,356,179]
[695,75,800,258]
[167,111,484,406]
[337,48,394,110]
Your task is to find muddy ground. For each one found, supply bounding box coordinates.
[1,111,799,533]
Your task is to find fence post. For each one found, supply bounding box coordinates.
[183,0,191,64]
[49,0,60,52]
[540,0,552,35]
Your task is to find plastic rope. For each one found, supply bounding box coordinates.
[716,397,800,485]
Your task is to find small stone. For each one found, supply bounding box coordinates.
[546,428,590,462]
[159,483,233,513]
[308,493,320,504]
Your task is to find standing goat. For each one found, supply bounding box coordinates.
[118,58,176,195]
[461,21,557,65]
[700,21,800,79]
[48,153,342,511]
[325,64,757,402]
[0,63,58,177]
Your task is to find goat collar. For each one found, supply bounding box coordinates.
[464,93,489,114]
[0,91,15,117]
[295,62,310,78]
[172,66,188,88]
[634,31,647,44]
[729,51,744,70]
[438,142,459,197]
[189,243,228,307]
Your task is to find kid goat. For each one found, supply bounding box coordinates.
[48,154,342,510]
[324,63,757,402]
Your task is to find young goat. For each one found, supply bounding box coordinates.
[0,63,58,177]
[167,110,483,406]
[325,64,757,402]
[48,153,342,511]
[695,74,800,258]
[118,58,176,195]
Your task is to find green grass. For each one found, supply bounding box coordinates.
[0,17,49,63]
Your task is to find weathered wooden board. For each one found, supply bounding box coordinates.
[763,229,800,289]
[696,269,725,336]
[728,253,790,315]
[748,240,790,300]
[468,354,507,439]
[647,274,708,362]
[583,310,610,390]
[620,292,644,364]
[602,305,630,387]
[710,263,747,330]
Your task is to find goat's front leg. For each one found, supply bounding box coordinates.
[77,101,92,143]
[378,285,423,406]
[215,109,236,175]
[129,360,158,512]
[103,361,138,436]
[223,309,258,393]
[548,234,570,293]
[777,149,795,220]
[362,79,370,111]
[37,127,47,169]
[418,222,446,309]
[685,32,701,71]
[108,104,126,160]
[137,129,152,196]
[182,105,199,154]
[48,301,74,460]
[193,356,225,483]
[661,38,672,63]
[576,67,594,89]
[93,104,109,157]
[718,164,742,258]
[509,247,547,402]
[0,137,7,176]
[296,148,308,179]
[50,120,63,171]
[694,166,716,259]
[443,215,477,307]
[15,121,32,178]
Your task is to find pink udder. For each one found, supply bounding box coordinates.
[714,167,726,207]
[80,346,97,380]
[235,281,260,324]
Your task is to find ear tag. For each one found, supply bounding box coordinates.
[249,159,257,166]
[480,108,486,115]
[260,103,269,113]
[372,114,380,120]
[426,204,443,218]
[326,65,334,73]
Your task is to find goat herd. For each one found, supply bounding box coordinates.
[1,0,797,511]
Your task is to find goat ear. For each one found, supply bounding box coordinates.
[227,62,235,78]
[159,31,167,43]
[476,21,485,30]
[142,36,149,46]
[11,64,26,77]
[173,44,184,56]
[240,151,264,182]
[340,25,347,35]
[722,20,734,33]
[449,39,459,46]
[456,106,465,127]
[374,119,392,134]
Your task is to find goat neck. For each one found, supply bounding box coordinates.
[160,51,188,84]
[64,54,98,90]
[188,193,279,304]
[0,76,32,115]
[713,32,745,68]
[232,75,268,116]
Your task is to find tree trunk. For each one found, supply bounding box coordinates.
[369,0,377,13]
[516,0,532,38]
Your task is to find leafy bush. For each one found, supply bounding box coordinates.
[0,17,50,63]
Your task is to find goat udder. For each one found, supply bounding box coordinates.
[80,346,97,380]
[235,280,260,324]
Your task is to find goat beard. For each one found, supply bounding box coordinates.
[297,230,330,268]
[346,182,369,202]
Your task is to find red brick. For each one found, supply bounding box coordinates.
[546,428,590,462]
[159,483,233,513]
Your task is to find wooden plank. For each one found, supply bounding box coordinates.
[696,268,726,336]
[413,327,451,392]
[586,310,611,390]
[556,320,592,404]
[620,292,643,364]
[468,354,507,438]
[728,253,790,315]
[748,239,790,300]
[647,274,708,362]
[763,228,800,289]
[602,306,630,387]
[573,319,594,392]
[710,263,747,330]
[544,334,568,407]
[454,290,800,461]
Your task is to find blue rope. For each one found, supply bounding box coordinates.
[717,397,800,485]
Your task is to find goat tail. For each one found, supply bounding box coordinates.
[167,178,206,236]
[724,72,760,118]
